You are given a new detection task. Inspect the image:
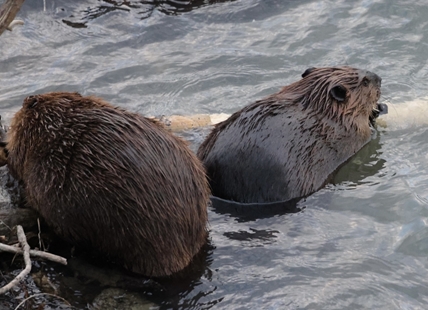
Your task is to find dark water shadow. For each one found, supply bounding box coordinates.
[0,206,217,308]
[62,0,238,28]
[29,235,217,308]
[223,228,280,246]
[210,195,304,223]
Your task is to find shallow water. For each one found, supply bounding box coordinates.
[1,0,428,309]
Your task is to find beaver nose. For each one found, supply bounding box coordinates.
[364,70,382,87]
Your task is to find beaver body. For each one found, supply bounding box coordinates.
[3,92,210,277]
[198,66,383,203]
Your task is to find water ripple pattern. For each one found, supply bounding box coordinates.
[2,0,428,309]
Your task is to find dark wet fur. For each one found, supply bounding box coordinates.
[198,66,382,203]
[3,92,210,277]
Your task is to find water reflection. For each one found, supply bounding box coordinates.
[224,228,279,246]
[61,0,238,28]
[333,130,386,187]
[210,196,303,222]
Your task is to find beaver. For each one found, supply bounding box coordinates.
[0,92,210,277]
[197,66,384,204]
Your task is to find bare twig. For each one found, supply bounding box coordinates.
[0,225,67,295]
[0,0,25,36]
[37,218,44,251]
[0,219,11,231]
[14,292,71,310]
[6,19,23,30]
[0,225,31,294]
[0,242,67,265]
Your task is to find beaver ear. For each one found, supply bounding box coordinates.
[330,85,347,102]
[23,96,38,109]
[302,67,316,78]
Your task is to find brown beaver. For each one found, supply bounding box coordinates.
[197,66,384,203]
[0,92,210,277]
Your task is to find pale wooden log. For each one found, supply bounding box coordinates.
[154,113,230,132]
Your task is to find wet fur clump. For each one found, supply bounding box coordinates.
[198,66,382,203]
[2,92,210,277]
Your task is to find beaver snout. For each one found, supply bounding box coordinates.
[360,70,382,87]
[367,71,382,87]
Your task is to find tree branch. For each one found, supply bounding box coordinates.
[0,225,31,294]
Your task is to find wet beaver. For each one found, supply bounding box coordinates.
[0,92,210,277]
[198,66,384,203]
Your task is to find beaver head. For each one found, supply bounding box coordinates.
[288,66,382,134]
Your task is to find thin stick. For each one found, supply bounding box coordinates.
[0,226,31,294]
[0,219,11,231]
[0,242,67,265]
[6,19,24,31]
[37,218,42,251]
[14,292,71,310]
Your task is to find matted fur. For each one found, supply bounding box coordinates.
[4,92,210,277]
[198,66,382,203]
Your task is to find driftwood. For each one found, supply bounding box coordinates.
[153,113,229,132]
[0,225,67,295]
[0,225,31,294]
[0,0,25,36]
[0,242,67,265]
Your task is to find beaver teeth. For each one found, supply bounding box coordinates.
[369,103,388,127]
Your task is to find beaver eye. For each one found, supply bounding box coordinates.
[362,78,370,87]
[330,85,347,102]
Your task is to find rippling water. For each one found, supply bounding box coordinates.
[2,0,428,309]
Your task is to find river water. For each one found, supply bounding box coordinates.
[1,0,428,309]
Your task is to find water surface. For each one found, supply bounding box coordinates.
[1,0,428,309]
